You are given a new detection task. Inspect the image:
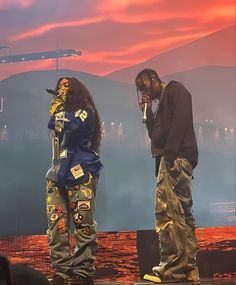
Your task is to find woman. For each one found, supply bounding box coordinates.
[45,77,103,285]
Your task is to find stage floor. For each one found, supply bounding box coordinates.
[64,279,236,285]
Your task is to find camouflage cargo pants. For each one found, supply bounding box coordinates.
[154,156,198,280]
[46,175,98,278]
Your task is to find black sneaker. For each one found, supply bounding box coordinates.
[65,276,94,285]
[49,274,66,284]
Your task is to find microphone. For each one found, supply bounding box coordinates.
[46,88,58,96]
[143,102,147,123]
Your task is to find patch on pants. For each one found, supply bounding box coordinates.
[78,200,91,210]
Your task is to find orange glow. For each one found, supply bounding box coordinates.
[0,0,34,9]
[1,0,235,79]
[62,30,211,70]
[97,0,235,24]
[0,227,235,280]
[9,16,106,41]
[202,4,235,19]
[0,59,55,80]
[98,0,157,12]
[20,0,33,7]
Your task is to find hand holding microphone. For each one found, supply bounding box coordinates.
[47,88,68,116]
[46,88,57,96]
[143,102,147,123]
[46,88,68,99]
[139,93,152,123]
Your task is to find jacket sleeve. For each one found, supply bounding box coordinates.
[164,83,193,162]
[64,109,93,134]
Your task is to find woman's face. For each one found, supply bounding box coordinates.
[56,78,70,101]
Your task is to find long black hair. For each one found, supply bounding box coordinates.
[55,77,102,153]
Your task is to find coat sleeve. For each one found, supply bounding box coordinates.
[64,109,92,134]
[164,84,193,163]
[145,109,154,138]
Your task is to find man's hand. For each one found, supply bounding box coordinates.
[165,158,180,177]
[139,92,152,111]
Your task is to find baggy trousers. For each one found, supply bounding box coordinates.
[46,176,97,278]
[154,156,198,280]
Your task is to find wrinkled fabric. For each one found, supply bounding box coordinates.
[46,176,98,278]
[154,156,198,280]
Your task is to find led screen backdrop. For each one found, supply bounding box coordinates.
[0,0,235,236]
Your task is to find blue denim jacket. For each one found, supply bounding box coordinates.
[46,107,103,186]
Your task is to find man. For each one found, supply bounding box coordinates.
[135,69,199,283]
[45,77,103,285]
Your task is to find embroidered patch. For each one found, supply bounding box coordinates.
[47,188,55,194]
[58,218,66,234]
[60,148,67,158]
[47,205,55,213]
[73,192,79,200]
[77,200,91,211]
[70,164,84,179]
[47,180,56,187]
[47,196,53,204]
[81,188,93,199]
[73,213,83,224]
[74,213,83,220]
[55,206,64,215]
[50,213,58,221]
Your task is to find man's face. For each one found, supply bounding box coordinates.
[136,76,161,100]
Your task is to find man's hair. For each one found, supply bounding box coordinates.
[135,68,161,92]
[55,77,102,153]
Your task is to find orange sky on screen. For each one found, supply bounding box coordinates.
[0,0,235,79]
